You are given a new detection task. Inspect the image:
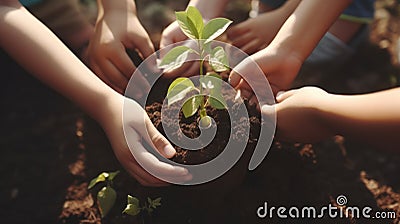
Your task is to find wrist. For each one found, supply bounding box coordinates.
[315,93,341,136]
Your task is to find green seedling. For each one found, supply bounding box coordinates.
[159,6,232,128]
[88,170,120,218]
[123,195,162,223]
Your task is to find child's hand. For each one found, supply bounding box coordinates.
[229,46,303,101]
[88,4,153,97]
[227,10,286,55]
[262,87,334,142]
[160,21,188,49]
[100,94,192,186]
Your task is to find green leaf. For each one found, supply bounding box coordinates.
[167,77,195,106]
[200,73,222,91]
[159,46,194,71]
[152,197,162,207]
[175,11,198,39]
[123,195,141,216]
[88,172,108,189]
[187,6,204,37]
[182,95,203,118]
[210,46,229,72]
[200,74,227,109]
[123,203,141,216]
[127,195,140,206]
[107,170,120,181]
[201,18,232,44]
[97,186,117,218]
[208,95,227,109]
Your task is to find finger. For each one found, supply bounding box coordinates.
[229,70,242,87]
[276,89,298,102]
[133,141,189,177]
[91,62,125,93]
[230,32,254,48]
[100,59,129,91]
[229,57,254,87]
[128,163,170,187]
[135,34,155,59]
[125,125,190,179]
[144,118,176,158]
[240,39,263,55]
[261,104,276,118]
[109,46,136,79]
[227,22,249,40]
[129,69,151,99]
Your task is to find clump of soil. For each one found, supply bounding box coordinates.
[146,84,261,165]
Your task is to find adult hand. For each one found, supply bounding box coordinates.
[88,4,153,97]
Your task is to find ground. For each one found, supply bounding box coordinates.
[0,0,399,223]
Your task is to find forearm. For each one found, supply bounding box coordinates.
[188,0,229,20]
[0,4,118,121]
[321,88,400,149]
[269,0,351,61]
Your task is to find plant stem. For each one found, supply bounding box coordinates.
[198,40,206,119]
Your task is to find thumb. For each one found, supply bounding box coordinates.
[144,117,176,158]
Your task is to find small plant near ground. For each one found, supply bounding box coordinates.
[88,170,120,218]
[122,195,162,223]
[159,6,232,128]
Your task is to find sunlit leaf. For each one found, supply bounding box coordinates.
[107,170,120,181]
[175,11,198,39]
[187,6,204,37]
[97,186,117,218]
[123,195,140,216]
[88,172,107,189]
[159,46,194,71]
[182,95,203,118]
[208,95,227,109]
[201,18,232,44]
[167,78,195,106]
[210,46,229,72]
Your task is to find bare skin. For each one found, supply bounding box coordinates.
[0,0,191,186]
[263,86,400,151]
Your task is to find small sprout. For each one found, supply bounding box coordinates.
[159,6,232,124]
[123,195,162,218]
[88,170,120,218]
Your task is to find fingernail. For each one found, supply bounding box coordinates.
[163,145,176,158]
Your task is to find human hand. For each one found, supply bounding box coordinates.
[229,46,303,105]
[160,21,188,49]
[262,87,334,142]
[227,10,286,55]
[159,21,200,79]
[88,5,154,97]
[99,94,192,186]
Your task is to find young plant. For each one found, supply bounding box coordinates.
[88,170,120,218]
[159,6,232,127]
[122,195,162,222]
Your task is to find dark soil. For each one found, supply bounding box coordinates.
[146,80,260,165]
